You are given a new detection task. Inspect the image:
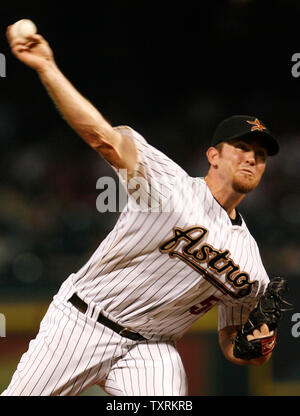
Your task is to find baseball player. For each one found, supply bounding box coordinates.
[2,27,289,396]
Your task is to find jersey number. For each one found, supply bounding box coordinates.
[189,295,219,315]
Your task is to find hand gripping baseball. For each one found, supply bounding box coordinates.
[233,277,293,360]
[6,25,55,72]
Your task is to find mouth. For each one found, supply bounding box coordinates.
[239,168,255,177]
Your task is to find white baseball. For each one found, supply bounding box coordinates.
[10,19,37,40]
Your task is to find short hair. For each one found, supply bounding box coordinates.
[214,142,224,153]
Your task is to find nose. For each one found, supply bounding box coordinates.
[245,149,256,165]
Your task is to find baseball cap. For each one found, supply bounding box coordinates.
[211,115,279,156]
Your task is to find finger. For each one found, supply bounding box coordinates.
[11,45,30,55]
[9,38,28,48]
[24,39,39,48]
[7,31,43,48]
[26,34,44,43]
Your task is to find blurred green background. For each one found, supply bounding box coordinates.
[0,0,300,395]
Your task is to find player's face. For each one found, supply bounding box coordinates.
[217,138,267,194]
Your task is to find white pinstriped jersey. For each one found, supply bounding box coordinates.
[64,126,270,341]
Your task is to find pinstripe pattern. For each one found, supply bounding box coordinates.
[101,340,187,396]
[2,126,270,396]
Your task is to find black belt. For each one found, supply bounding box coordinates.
[68,293,146,341]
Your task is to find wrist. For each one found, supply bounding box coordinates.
[36,59,59,78]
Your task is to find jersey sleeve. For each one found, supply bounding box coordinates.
[217,300,258,330]
[113,125,188,211]
[217,276,270,330]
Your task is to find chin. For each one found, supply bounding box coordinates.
[232,177,260,194]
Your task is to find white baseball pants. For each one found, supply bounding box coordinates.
[1,285,187,396]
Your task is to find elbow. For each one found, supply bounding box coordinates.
[81,126,117,154]
[80,123,110,148]
[84,130,123,167]
[93,140,120,161]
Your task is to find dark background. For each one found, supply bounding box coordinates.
[0,0,299,395]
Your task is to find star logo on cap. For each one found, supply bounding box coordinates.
[246,118,266,132]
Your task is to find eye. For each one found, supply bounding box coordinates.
[256,150,267,161]
[236,143,249,151]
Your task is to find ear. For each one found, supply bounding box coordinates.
[206,146,220,168]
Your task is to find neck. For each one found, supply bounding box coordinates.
[204,175,246,219]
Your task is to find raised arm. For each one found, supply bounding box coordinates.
[6,27,137,172]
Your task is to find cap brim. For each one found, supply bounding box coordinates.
[227,131,279,156]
